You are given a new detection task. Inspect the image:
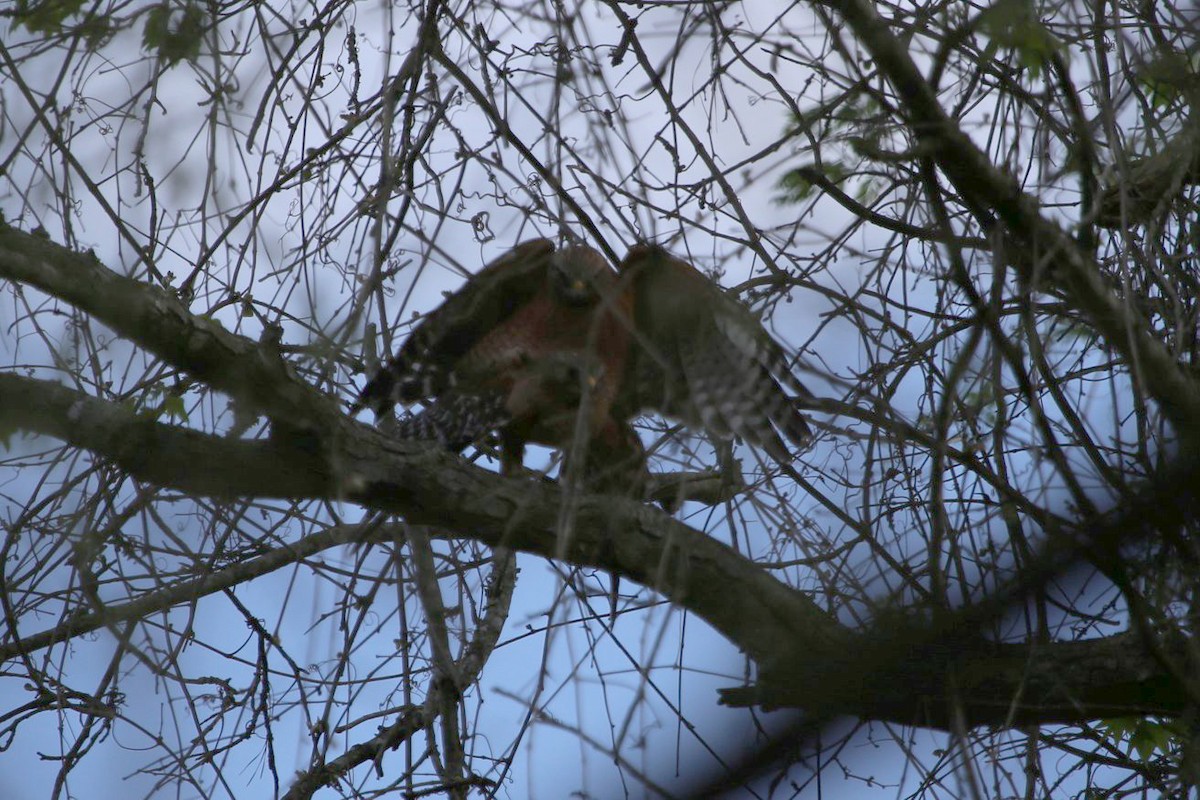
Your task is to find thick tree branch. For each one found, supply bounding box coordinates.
[0,372,1193,730]
[0,222,339,431]
[0,370,845,676]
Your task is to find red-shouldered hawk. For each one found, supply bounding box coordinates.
[615,243,814,462]
[352,239,642,489]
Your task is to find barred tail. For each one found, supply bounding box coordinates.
[392,393,510,452]
[350,357,452,418]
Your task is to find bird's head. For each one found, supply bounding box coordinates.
[616,243,670,277]
[549,245,612,306]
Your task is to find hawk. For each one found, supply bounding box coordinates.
[614,243,814,462]
[352,239,643,488]
[352,239,814,497]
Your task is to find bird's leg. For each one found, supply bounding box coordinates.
[563,437,624,624]
[376,410,402,437]
[552,442,587,563]
[715,438,744,493]
[499,434,525,477]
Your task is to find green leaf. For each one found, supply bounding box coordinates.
[0,419,16,450]
[142,4,169,50]
[977,0,1061,76]
[162,395,188,422]
[142,2,204,67]
[77,14,114,49]
[1137,52,1196,108]
[774,162,849,206]
[776,167,818,204]
[14,0,86,34]
[1102,717,1182,763]
[1100,717,1136,739]
[1129,725,1156,761]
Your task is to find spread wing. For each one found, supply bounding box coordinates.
[351,239,556,416]
[617,244,814,460]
